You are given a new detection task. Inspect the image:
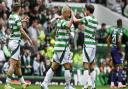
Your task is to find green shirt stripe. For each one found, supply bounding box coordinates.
[54,19,70,52]
[80,16,98,45]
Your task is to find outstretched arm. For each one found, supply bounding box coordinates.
[50,15,62,23]
[20,27,33,45]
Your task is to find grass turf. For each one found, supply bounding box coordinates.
[1,84,128,89]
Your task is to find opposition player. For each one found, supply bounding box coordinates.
[72,4,98,89]
[107,19,126,88]
[41,6,75,89]
[5,2,32,89]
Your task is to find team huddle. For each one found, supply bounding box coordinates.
[2,1,128,89]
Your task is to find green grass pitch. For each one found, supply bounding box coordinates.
[0,84,128,89]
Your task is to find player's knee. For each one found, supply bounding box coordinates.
[51,67,57,72]
[83,62,89,70]
[15,69,22,76]
[7,66,14,76]
[10,60,16,66]
[64,63,72,70]
[51,62,60,71]
[90,68,94,73]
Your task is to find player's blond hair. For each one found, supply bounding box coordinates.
[61,6,71,14]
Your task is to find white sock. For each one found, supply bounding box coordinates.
[90,70,96,88]
[43,68,54,85]
[6,77,11,84]
[19,76,25,84]
[64,70,71,85]
[83,70,89,88]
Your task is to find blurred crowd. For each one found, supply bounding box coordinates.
[53,0,128,17]
[0,0,128,86]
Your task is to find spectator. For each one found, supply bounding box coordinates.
[4,0,13,11]
[33,52,46,76]
[96,23,107,43]
[27,17,39,52]
[106,0,116,10]
[123,0,128,17]
[37,24,46,48]
[112,0,122,14]
[21,46,33,75]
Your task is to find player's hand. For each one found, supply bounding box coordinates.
[55,14,62,19]
[22,16,29,22]
[71,10,74,16]
[82,6,85,12]
[28,39,33,46]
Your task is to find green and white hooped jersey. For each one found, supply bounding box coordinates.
[8,13,22,40]
[80,15,98,46]
[54,19,70,52]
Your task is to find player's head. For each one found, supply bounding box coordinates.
[12,2,21,13]
[85,4,95,15]
[61,6,71,19]
[117,19,122,27]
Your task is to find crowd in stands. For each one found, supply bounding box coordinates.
[53,0,128,17]
[0,0,128,86]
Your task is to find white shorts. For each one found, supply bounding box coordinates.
[53,47,72,64]
[82,45,96,63]
[8,40,20,60]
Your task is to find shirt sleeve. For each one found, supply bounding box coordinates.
[80,17,88,25]
[60,19,68,29]
[16,16,22,29]
[123,28,128,37]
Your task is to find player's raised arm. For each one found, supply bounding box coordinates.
[66,16,73,29]
[50,14,62,23]
[19,16,33,45]
[20,27,33,45]
[71,10,80,23]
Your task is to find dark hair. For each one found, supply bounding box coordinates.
[85,4,95,14]
[117,19,122,27]
[12,2,21,12]
[32,16,40,23]
[101,23,106,27]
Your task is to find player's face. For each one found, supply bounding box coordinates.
[18,7,22,14]
[63,10,71,19]
[85,10,89,16]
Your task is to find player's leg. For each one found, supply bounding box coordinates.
[110,47,119,88]
[5,40,20,89]
[110,67,117,88]
[63,63,74,89]
[89,47,96,89]
[15,60,30,89]
[41,61,60,89]
[90,61,96,89]
[5,59,16,89]
[111,47,125,88]
[63,48,75,89]
[83,62,90,89]
[42,61,60,84]
[41,52,60,89]
[82,46,96,89]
